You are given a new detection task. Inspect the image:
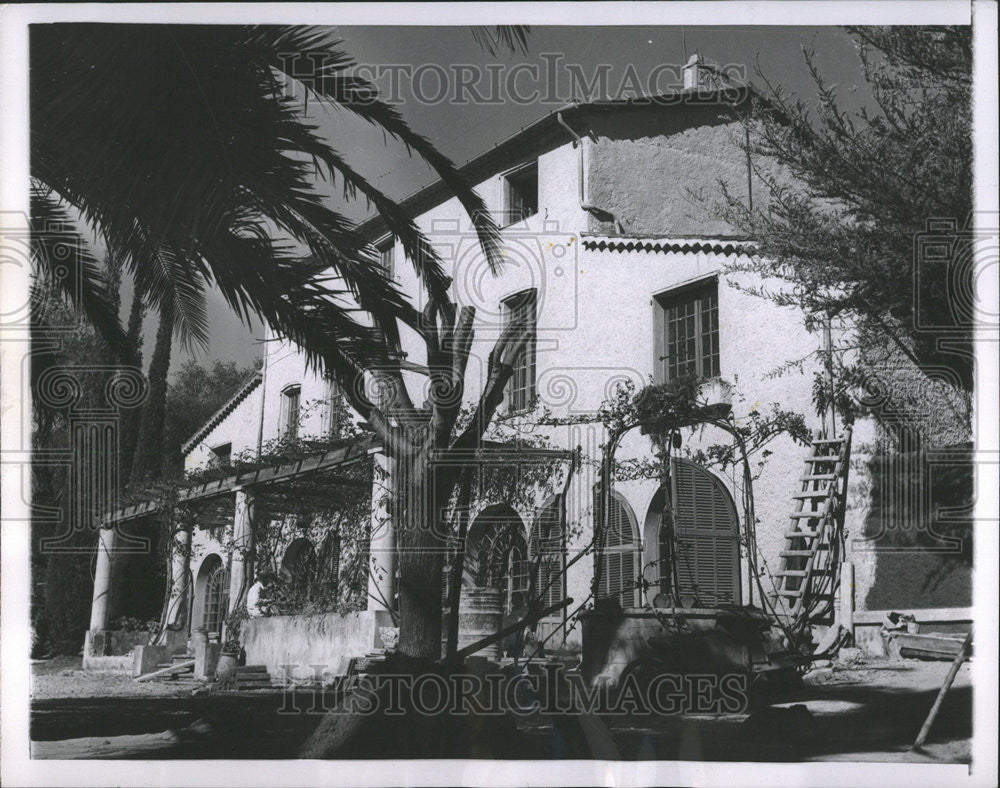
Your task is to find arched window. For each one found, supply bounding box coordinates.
[203,562,229,636]
[530,498,564,610]
[475,518,528,612]
[662,459,742,605]
[596,491,639,608]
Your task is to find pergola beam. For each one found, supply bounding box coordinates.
[105,437,376,524]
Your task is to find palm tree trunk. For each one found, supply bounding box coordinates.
[120,291,146,485]
[131,303,173,482]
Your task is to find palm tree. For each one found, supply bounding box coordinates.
[31,24,534,668]
[30,24,525,370]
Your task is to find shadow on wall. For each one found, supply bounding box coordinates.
[860,444,973,610]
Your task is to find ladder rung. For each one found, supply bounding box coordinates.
[785,529,819,538]
[780,549,813,557]
[792,491,831,499]
[790,511,828,519]
[801,474,837,481]
[804,455,839,462]
[776,588,804,597]
[812,438,844,444]
[775,569,808,577]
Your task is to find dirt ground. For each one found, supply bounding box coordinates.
[30,653,972,763]
[30,656,194,700]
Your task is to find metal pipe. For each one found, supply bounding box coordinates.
[556,112,624,234]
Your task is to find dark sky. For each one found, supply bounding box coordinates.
[165,25,866,373]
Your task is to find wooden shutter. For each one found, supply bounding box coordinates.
[594,489,638,607]
[670,460,741,605]
[531,500,563,609]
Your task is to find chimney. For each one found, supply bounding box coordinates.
[683,53,703,90]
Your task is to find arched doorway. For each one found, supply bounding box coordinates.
[194,554,229,640]
[645,459,741,606]
[466,505,528,614]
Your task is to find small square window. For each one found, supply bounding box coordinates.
[210,443,231,468]
[503,163,538,226]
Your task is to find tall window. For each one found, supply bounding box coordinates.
[596,491,638,608]
[203,563,229,636]
[503,162,538,225]
[530,499,564,610]
[501,289,537,412]
[280,384,300,440]
[322,376,342,438]
[376,237,395,279]
[654,280,720,383]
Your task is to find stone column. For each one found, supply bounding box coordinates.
[367,453,396,612]
[88,525,118,631]
[165,522,192,630]
[229,488,254,613]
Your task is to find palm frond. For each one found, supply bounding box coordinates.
[470,26,530,56]
[29,187,135,363]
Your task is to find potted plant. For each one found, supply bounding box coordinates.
[215,639,242,680]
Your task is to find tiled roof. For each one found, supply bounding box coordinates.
[581,236,755,256]
[181,373,263,456]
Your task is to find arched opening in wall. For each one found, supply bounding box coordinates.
[281,537,317,600]
[466,505,528,614]
[530,497,566,612]
[645,459,742,606]
[107,517,168,629]
[195,554,229,640]
[595,491,640,608]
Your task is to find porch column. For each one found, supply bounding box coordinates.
[367,453,396,612]
[88,525,118,630]
[164,521,192,630]
[229,488,254,612]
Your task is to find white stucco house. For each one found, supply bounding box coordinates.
[85,57,972,680]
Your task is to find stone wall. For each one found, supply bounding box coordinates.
[241,610,395,681]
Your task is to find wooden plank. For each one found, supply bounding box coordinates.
[785,529,819,538]
[135,660,195,683]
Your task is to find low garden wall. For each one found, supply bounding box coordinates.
[241,610,396,681]
[82,628,154,672]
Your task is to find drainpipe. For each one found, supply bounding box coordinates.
[256,327,269,459]
[556,112,624,234]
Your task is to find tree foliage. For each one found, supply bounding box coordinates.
[721,26,974,444]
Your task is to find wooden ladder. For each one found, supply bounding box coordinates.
[771,427,852,627]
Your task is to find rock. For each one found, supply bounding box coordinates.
[836,647,863,665]
[803,667,834,685]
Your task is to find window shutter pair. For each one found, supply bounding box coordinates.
[668,460,741,605]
